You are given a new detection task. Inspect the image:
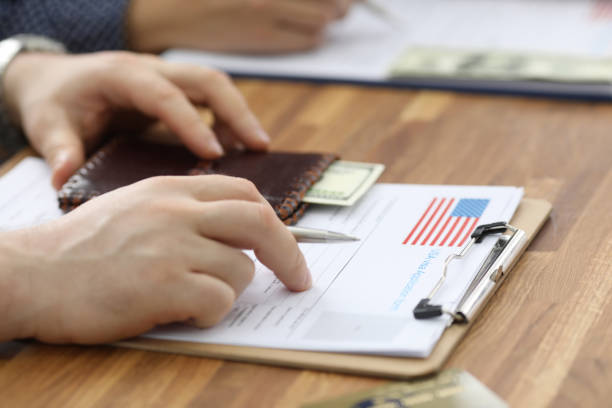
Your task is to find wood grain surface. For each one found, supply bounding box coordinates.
[1,80,611,407]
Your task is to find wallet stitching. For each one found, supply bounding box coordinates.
[274,153,337,221]
[188,161,214,175]
[282,203,309,226]
[57,138,121,212]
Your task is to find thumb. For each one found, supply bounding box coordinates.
[35,120,86,190]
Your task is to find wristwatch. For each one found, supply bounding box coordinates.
[0,35,66,161]
[0,34,66,103]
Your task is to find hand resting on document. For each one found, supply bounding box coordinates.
[0,48,309,344]
[0,175,312,343]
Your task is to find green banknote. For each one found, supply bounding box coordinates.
[303,369,508,408]
[390,47,612,83]
[304,161,385,206]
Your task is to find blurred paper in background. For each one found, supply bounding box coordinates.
[164,0,612,98]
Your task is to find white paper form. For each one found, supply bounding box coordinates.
[163,0,612,82]
[0,158,62,232]
[147,184,523,357]
[164,3,404,82]
[0,160,523,357]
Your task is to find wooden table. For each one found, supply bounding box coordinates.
[1,80,611,407]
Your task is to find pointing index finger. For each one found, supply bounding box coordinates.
[194,200,312,292]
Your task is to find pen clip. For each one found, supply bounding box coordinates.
[413,222,526,323]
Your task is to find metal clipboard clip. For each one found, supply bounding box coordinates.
[413,222,527,324]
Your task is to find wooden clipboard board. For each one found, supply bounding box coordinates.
[114,198,550,379]
[0,152,551,379]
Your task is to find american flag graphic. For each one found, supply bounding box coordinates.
[402,198,490,247]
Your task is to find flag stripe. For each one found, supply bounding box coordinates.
[422,198,455,246]
[458,217,480,247]
[402,197,437,245]
[412,198,446,245]
[431,213,453,246]
[440,216,461,246]
[449,217,471,247]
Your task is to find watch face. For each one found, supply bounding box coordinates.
[0,38,24,69]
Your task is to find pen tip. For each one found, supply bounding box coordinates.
[325,231,360,242]
[342,234,360,241]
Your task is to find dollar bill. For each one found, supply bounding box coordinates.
[303,369,508,408]
[389,47,612,84]
[303,161,385,206]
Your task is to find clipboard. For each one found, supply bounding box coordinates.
[0,152,551,379]
[162,2,612,102]
[115,198,550,379]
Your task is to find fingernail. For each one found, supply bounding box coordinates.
[256,128,270,144]
[50,152,72,190]
[51,151,70,171]
[303,269,313,290]
[211,141,224,156]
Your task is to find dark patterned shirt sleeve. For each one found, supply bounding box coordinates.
[0,0,131,52]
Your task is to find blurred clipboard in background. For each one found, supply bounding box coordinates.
[164,0,612,100]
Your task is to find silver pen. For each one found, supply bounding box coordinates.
[288,226,360,243]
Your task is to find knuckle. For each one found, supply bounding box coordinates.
[151,82,183,103]
[148,199,180,216]
[254,202,279,232]
[141,175,176,190]
[234,178,261,201]
[146,260,180,286]
[99,51,140,68]
[205,174,231,183]
[202,68,231,85]
[136,177,193,205]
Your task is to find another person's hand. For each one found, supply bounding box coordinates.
[0,175,311,344]
[2,51,269,189]
[127,0,355,54]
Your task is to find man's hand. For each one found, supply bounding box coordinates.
[0,175,311,344]
[128,0,355,54]
[2,51,269,189]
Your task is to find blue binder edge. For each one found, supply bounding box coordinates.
[227,72,612,102]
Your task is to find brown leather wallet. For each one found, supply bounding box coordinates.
[58,138,337,225]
